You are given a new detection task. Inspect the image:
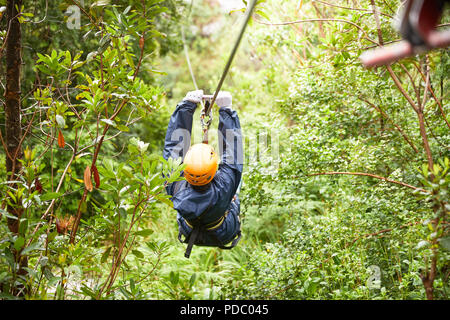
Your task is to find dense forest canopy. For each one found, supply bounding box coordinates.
[0,0,448,300]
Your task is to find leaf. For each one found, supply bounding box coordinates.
[101,247,111,263]
[84,165,93,192]
[416,240,429,249]
[255,9,270,20]
[55,115,65,128]
[115,124,129,132]
[123,5,132,14]
[169,271,179,286]
[21,241,44,255]
[79,284,97,299]
[35,178,43,193]
[14,236,25,252]
[132,249,144,259]
[0,208,18,220]
[55,218,65,234]
[189,273,197,288]
[40,256,49,267]
[86,51,98,62]
[92,165,100,188]
[154,194,173,208]
[100,118,114,126]
[40,192,63,201]
[124,51,135,69]
[134,229,154,237]
[47,231,57,242]
[57,130,65,148]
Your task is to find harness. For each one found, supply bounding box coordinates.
[173,181,241,258]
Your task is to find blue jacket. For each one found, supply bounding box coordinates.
[163,100,243,245]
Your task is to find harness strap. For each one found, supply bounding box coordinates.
[219,231,241,250]
[185,211,227,231]
[184,226,200,258]
[181,202,212,258]
[181,226,241,258]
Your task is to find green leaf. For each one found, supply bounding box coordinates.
[21,241,44,255]
[48,231,58,242]
[134,229,154,237]
[116,124,129,132]
[169,271,179,286]
[0,208,18,220]
[123,5,131,15]
[132,249,144,259]
[101,247,112,263]
[79,284,97,299]
[124,51,135,69]
[189,273,197,288]
[40,192,63,201]
[154,194,173,208]
[14,236,25,252]
[86,51,98,62]
[18,218,28,235]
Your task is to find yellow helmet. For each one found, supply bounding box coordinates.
[184,143,219,186]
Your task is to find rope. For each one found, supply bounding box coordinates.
[181,0,205,110]
[181,27,198,91]
[201,0,258,143]
[206,0,258,115]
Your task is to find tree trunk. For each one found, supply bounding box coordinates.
[5,0,27,296]
[5,0,23,222]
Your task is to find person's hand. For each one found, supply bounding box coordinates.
[183,90,204,104]
[216,91,232,110]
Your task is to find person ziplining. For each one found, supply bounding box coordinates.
[163,90,243,258]
[161,0,257,258]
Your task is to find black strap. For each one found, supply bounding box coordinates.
[180,204,212,258]
[184,226,200,258]
[181,228,241,258]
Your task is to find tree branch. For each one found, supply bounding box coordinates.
[307,171,428,193]
[254,17,379,46]
[359,96,419,153]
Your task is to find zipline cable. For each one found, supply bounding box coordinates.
[204,0,258,118]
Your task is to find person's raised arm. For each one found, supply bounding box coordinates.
[163,90,203,161]
[215,91,243,197]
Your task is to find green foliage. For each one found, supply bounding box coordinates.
[1,0,448,300]
[0,0,187,299]
[218,0,449,300]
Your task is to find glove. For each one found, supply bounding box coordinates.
[183,90,204,104]
[215,91,232,110]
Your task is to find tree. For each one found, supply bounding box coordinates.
[2,0,27,296]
